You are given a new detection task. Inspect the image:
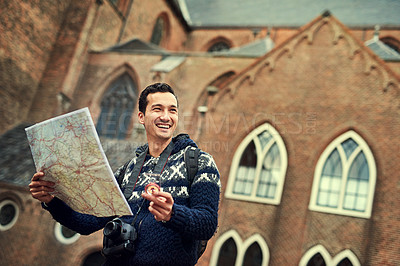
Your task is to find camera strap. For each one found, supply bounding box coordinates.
[124,140,175,228]
[124,140,174,199]
[126,141,174,226]
[130,198,145,226]
[152,141,174,176]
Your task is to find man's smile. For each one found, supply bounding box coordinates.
[156,123,172,129]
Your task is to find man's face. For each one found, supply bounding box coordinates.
[138,92,178,142]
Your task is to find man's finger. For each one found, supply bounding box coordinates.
[29,180,55,188]
[149,205,170,222]
[32,172,44,181]
[30,186,55,193]
[150,201,172,217]
[152,191,173,203]
[155,196,167,203]
[31,191,54,202]
[153,190,171,198]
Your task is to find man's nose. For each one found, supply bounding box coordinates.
[160,110,170,120]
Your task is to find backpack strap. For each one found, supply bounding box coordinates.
[184,146,200,186]
[184,147,208,259]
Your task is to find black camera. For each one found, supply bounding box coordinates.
[102,218,137,257]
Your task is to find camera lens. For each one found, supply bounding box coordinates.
[104,219,122,240]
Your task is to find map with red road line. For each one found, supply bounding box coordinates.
[25,108,132,217]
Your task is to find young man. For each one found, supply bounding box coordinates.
[29,83,221,266]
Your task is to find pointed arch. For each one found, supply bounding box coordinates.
[299,244,331,266]
[210,230,241,266]
[93,65,139,139]
[242,234,270,266]
[332,249,361,266]
[91,63,139,110]
[300,245,361,266]
[309,130,377,218]
[198,70,236,111]
[210,230,269,266]
[150,12,170,47]
[225,123,288,205]
[193,71,236,139]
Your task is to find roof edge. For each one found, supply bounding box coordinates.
[222,11,400,93]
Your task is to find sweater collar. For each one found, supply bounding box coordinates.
[135,133,197,156]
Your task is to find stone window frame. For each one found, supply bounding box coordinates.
[54,222,80,245]
[0,199,19,231]
[299,244,361,266]
[208,41,231,52]
[209,230,270,266]
[206,36,232,52]
[380,36,400,53]
[309,130,377,219]
[225,123,288,205]
[96,73,138,139]
[150,12,170,47]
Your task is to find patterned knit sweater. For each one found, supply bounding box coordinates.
[43,134,221,266]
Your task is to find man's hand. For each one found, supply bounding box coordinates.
[142,191,174,222]
[29,172,55,204]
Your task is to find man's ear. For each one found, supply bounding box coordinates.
[138,112,145,125]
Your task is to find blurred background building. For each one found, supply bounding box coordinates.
[1,0,399,265]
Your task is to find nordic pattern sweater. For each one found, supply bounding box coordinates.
[42,134,221,266]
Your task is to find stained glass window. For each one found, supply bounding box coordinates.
[96,74,137,139]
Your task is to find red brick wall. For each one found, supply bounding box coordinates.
[0,0,71,134]
[27,0,95,124]
[89,1,123,51]
[1,2,399,265]
[0,184,103,266]
[119,0,188,51]
[70,52,255,134]
[198,17,400,265]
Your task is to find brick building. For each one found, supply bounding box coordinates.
[1,0,399,265]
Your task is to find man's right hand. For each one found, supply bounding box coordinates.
[29,172,55,204]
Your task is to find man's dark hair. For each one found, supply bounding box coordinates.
[138,83,177,114]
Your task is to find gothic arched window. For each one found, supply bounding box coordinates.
[307,253,326,266]
[309,131,376,218]
[217,237,237,266]
[225,123,288,204]
[96,74,137,139]
[210,231,270,266]
[243,242,263,266]
[300,245,360,266]
[150,14,169,46]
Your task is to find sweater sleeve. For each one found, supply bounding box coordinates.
[164,152,221,240]
[42,197,115,235]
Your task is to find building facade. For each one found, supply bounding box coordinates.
[1,0,399,265]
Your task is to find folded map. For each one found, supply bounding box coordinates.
[25,108,132,217]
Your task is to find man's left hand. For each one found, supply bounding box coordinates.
[142,191,174,222]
